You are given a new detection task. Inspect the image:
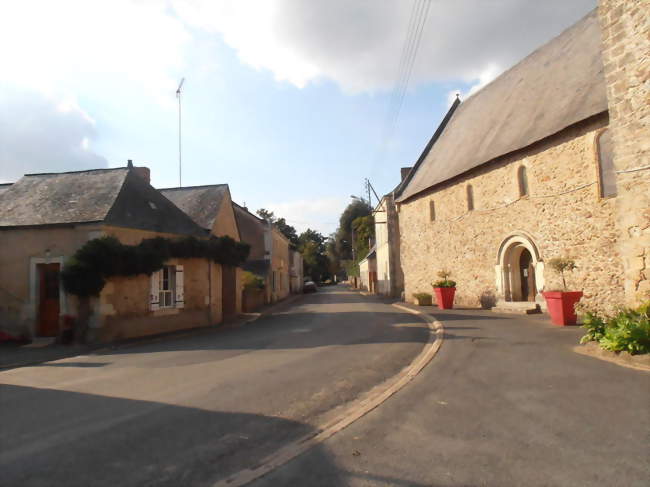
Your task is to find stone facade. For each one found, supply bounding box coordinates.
[399,114,626,314]
[374,193,404,298]
[598,0,650,305]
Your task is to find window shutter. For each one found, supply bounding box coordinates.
[150,271,160,310]
[175,265,184,308]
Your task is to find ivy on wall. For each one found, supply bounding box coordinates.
[62,236,250,297]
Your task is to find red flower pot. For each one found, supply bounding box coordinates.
[542,291,583,326]
[434,287,456,309]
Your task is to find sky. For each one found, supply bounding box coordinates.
[0,0,597,235]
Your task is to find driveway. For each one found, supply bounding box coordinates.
[255,306,650,486]
[0,286,429,487]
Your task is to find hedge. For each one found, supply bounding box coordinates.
[61,235,250,297]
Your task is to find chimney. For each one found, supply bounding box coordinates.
[400,167,412,181]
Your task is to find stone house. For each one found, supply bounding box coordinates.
[233,203,291,304]
[358,246,377,293]
[289,249,304,294]
[395,6,649,315]
[372,172,409,298]
[0,165,241,341]
[160,183,242,319]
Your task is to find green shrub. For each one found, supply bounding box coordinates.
[580,301,650,355]
[547,257,577,291]
[413,292,432,300]
[242,271,265,291]
[580,312,607,343]
[432,269,456,288]
[62,235,250,297]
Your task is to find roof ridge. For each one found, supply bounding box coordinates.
[159,184,228,191]
[24,167,128,177]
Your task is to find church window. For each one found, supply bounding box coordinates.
[596,129,617,198]
[466,185,474,211]
[517,166,529,197]
[429,200,436,221]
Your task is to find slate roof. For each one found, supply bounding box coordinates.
[160,185,229,230]
[397,9,607,202]
[0,168,129,226]
[0,183,13,198]
[233,203,268,261]
[0,167,206,237]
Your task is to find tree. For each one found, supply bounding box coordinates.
[298,228,330,283]
[334,198,372,260]
[256,209,299,248]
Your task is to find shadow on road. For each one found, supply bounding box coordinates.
[0,384,341,487]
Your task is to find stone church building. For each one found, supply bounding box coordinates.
[395,2,648,315]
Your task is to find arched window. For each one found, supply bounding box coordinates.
[517,166,529,197]
[429,200,436,221]
[596,129,617,198]
[466,185,474,211]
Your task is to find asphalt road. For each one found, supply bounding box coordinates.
[0,286,429,487]
[255,307,650,487]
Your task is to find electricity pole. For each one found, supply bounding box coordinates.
[176,77,185,187]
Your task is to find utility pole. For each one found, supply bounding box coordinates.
[176,77,185,187]
[364,178,381,207]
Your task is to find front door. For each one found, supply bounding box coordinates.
[519,249,536,302]
[38,263,60,336]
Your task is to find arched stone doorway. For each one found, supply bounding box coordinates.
[495,232,544,303]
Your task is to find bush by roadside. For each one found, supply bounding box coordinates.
[580,301,650,355]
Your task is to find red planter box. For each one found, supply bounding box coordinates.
[434,287,456,309]
[543,291,583,326]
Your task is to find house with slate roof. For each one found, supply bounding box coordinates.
[394,7,649,315]
[0,164,238,341]
[233,203,293,307]
[160,184,243,319]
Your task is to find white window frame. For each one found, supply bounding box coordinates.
[150,265,184,311]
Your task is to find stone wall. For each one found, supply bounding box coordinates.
[599,0,650,305]
[399,114,625,315]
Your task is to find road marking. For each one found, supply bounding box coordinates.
[213,302,444,487]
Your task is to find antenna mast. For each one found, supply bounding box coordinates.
[176,77,185,187]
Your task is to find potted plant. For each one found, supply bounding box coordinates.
[432,269,456,309]
[542,257,583,326]
[412,292,432,306]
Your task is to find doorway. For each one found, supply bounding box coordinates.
[518,248,537,302]
[37,263,60,336]
[496,232,543,303]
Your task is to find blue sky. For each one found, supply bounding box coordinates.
[0,0,596,235]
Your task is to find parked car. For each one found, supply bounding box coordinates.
[303,281,317,293]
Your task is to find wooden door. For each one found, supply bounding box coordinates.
[38,263,60,336]
[519,250,536,302]
[222,265,237,319]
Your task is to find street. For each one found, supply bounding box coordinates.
[0,286,429,487]
[2,287,649,486]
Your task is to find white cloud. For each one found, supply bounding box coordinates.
[173,0,596,94]
[0,90,107,182]
[447,63,502,105]
[264,197,349,235]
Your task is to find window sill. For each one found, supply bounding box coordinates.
[153,308,181,316]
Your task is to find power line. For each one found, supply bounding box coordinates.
[373,0,432,172]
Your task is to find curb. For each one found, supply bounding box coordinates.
[213,299,444,487]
